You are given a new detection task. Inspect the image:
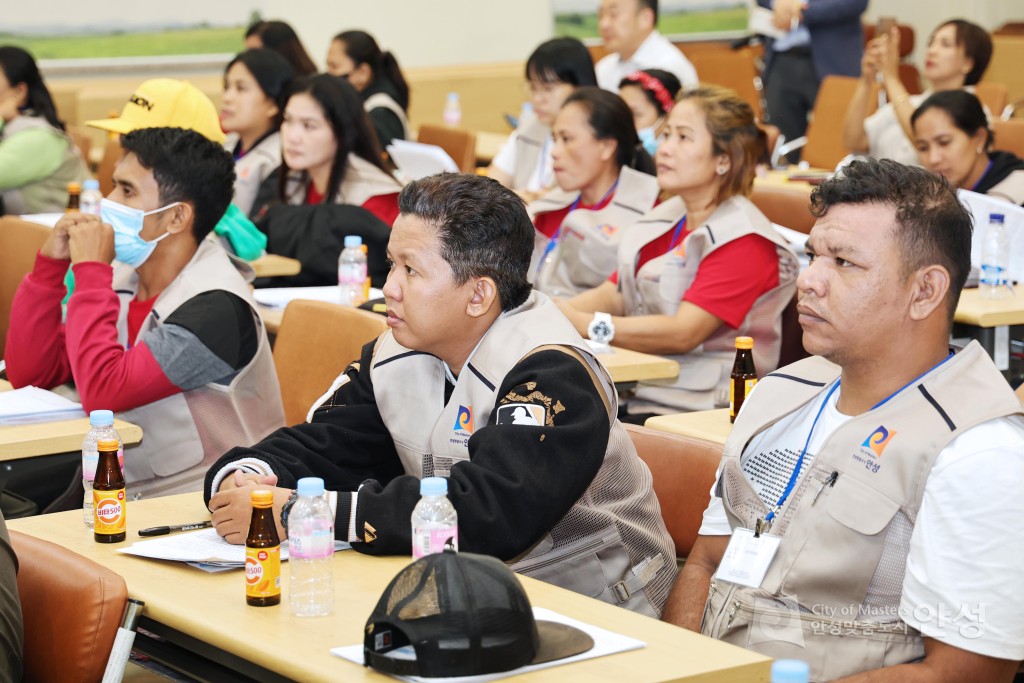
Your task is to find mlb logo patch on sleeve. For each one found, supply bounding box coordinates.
[496,403,546,426]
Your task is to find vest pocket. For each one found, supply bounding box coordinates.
[513,530,621,598]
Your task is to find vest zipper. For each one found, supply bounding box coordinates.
[511,530,618,574]
[726,600,740,628]
[707,578,717,602]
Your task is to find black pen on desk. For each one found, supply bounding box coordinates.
[138,521,213,537]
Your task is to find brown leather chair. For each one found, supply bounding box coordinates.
[10,531,128,682]
[993,119,1024,158]
[624,423,723,559]
[801,75,860,169]
[751,184,816,235]
[97,136,122,197]
[777,295,811,368]
[975,82,1009,119]
[690,47,763,119]
[0,218,53,360]
[417,124,478,173]
[272,299,388,425]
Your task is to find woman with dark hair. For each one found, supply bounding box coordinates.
[528,87,659,297]
[913,90,1024,205]
[843,18,993,165]
[252,75,401,286]
[558,85,797,417]
[244,20,317,76]
[618,69,681,156]
[487,37,597,200]
[0,45,88,215]
[221,49,295,216]
[326,30,410,149]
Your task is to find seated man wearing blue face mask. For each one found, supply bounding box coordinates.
[5,127,285,500]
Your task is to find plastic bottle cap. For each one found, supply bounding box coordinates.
[96,438,119,451]
[420,477,448,496]
[250,489,274,506]
[735,336,754,350]
[83,179,99,190]
[89,409,115,426]
[344,235,363,248]
[770,659,810,682]
[297,477,325,497]
[67,182,81,192]
[990,213,1005,223]
[447,92,459,101]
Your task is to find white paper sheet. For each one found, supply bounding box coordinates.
[387,139,459,182]
[19,213,63,228]
[0,386,86,425]
[253,286,385,309]
[332,607,645,682]
[957,189,1024,281]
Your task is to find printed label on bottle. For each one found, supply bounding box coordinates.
[289,528,333,559]
[93,489,126,534]
[745,378,757,396]
[980,264,1006,286]
[412,526,458,559]
[245,546,281,598]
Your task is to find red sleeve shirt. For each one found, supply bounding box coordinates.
[361,192,400,227]
[532,192,614,240]
[611,229,780,329]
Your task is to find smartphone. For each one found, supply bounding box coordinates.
[876,16,896,40]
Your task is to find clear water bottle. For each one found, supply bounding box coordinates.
[411,477,458,559]
[288,477,335,616]
[81,179,102,216]
[338,235,368,306]
[82,410,122,528]
[443,92,462,127]
[771,659,810,683]
[980,212,1009,300]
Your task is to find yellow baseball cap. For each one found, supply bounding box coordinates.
[85,78,226,144]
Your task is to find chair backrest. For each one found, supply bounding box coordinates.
[975,82,1009,118]
[802,75,860,170]
[0,218,53,360]
[992,118,1024,157]
[66,125,94,171]
[272,299,388,425]
[624,423,722,559]
[751,183,816,234]
[417,124,477,173]
[97,137,122,197]
[10,530,128,683]
[689,47,763,119]
[777,294,811,368]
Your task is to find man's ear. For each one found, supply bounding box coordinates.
[909,265,950,322]
[164,202,194,236]
[466,276,499,319]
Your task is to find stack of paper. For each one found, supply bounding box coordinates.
[0,386,86,425]
[253,286,384,309]
[387,139,459,182]
[958,189,1024,281]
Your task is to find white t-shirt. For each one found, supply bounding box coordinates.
[595,30,699,93]
[701,382,1024,661]
[490,129,553,194]
[864,93,928,166]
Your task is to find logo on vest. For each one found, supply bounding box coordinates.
[598,224,618,240]
[496,403,545,426]
[853,425,896,473]
[450,405,473,447]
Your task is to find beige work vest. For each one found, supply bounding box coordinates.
[527,166,660,297]
[511,113,551,191]
[112,238,285,498]
[364,92,411,140]
[702,343,1024,681]
[285,153,401,209]
[616,195,799,412]
[0,114,89,215]
[369,291,677,615]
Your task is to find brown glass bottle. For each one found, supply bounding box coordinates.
[245,489,281,606]
[93,438,126,543]
[66,182,81,213]
[730,336,757,424]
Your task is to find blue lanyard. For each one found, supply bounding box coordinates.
[761,351,955,527]
[970,159,993,192]
[535,180,618,279]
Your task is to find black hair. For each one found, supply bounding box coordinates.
[332,30,409,112]
[279,74,390,204]
[525,37,597,87]
[934,19,993,86]
[246,20,317,76]
[398,174,533,312]
[638,0,659,24]
[119,127,235,242]
[911,90,990,149]
[225,48,295,130]
[561,87,654,175]
[810,158,972,324]
[0,46,64,131]
[618,68,682,116]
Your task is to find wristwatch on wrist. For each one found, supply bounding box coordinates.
[280,489,299,537]
[587,312,615,345]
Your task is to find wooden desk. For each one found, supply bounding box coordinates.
[598,347,680,385]
[0,380,142,461]
[258,304,285,336]
[476,130,508,166]
[753,169,819,195]
[953,287,1024,372]
[644,409,733,445]
[251,254,301,278]
[9,493,771,682]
